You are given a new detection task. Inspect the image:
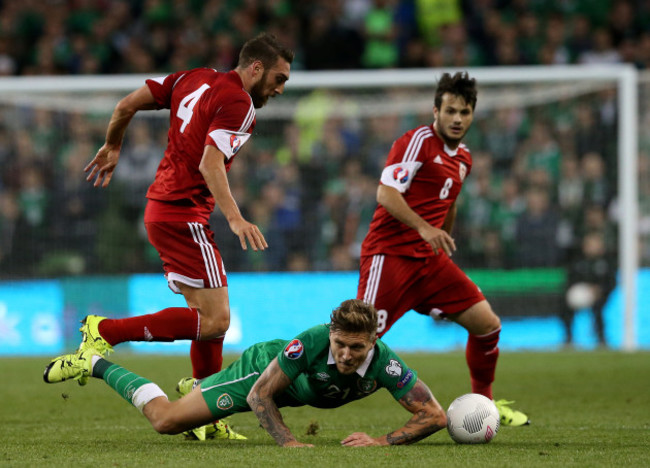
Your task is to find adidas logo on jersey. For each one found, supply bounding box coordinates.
[434,155,443,164]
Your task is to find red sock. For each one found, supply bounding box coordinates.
[97,307,200,345]
[190,336,224,379]
[465,327,500,399]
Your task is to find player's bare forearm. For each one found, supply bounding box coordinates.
[199,146,268,251]
[247,359,303,447]
[382,380,447,445]
[377,185,429,233]
[247,392,296,446]
[105,86,157,147]
[377,185,456,256]
[199,147,242,222]
[86,86,158,187]
[441,201,457,235]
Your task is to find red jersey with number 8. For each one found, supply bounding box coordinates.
[144,69,255,222]
[361,124,473,258]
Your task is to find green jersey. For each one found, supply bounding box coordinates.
[276,324,418,409]
[199,324,418,418]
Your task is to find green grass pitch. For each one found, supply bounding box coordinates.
[1,351,648,467]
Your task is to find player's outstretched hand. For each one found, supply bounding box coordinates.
[85,144,120,188]
[282,440,314,448]
[341,432,382,447]
[419,225,456,257]
[229,218,268,251]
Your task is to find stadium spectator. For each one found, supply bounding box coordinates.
[514,119,562,185]
[0,35,17,76]
[562,230,617,347]
[581,152,611,207]
[8,164,50,275]
[0,190,18,267]
[113,120,163,210]
[557,156,585,240]
[48,135,105,275]
[44,299,448,446]
[415,0,463,48]
[361,0,399,68]
[490,176,525,267]
[578,27,622,64]
[514,186,562,267]
[302,5,363,70]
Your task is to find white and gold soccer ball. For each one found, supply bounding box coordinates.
[446,393,500,444]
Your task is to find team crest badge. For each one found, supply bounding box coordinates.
[385,359,402,377]
[392,166,409,183]
[459,162,467,182]
[284,339,304,359]
[217,393,234,410]
[357,378,377,393]
[230,134,242,155]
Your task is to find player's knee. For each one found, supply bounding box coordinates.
[151,414,183,435]
[474,302,501,334]
[199,314,230,339]
[486,312,501,332]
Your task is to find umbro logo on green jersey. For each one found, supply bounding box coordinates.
[314,372,330,382]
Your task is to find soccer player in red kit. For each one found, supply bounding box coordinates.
[357,72,529,426]
[80,33,293,439]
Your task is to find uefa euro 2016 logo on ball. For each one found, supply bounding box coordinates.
[446,393,500,444]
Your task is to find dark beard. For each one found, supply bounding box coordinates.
[250,77,269,109]
[434,122,464,148]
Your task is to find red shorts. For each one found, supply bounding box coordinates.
[145,221,228,293]
[357,254,485,336]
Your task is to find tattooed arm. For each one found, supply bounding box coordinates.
[246,357,314,447]
[340,379,447,447]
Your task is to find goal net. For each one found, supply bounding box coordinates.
[0,66,642,349]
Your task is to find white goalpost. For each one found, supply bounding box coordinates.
[0,65,640,350]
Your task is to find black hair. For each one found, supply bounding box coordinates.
[238,33,294,70]
[434,72,477,110]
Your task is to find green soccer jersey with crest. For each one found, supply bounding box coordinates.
[199,323,419,417]
[270,324,418,409]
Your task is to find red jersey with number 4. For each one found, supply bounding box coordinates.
[361,124,472,258]
[144,69,255,222]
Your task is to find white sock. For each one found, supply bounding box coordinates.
[90,354,102,373]
[132,383,167,413]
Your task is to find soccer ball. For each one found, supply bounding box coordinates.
[446,393,500,444]
[566,282,596,310]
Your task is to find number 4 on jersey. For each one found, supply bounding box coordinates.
[177,83,210,133]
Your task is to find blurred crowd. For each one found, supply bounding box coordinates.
[1,0,650,279]
[1,0,650,76]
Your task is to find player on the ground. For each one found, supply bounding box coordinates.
[357,72,529,426]
[44,299,447,447]
[80,32,293,439]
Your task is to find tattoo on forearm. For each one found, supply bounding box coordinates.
[386,410,434,445]
[386,430,430,445]
[249,393,295,446]
[247,359,296,446]
[387,381,442,445]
